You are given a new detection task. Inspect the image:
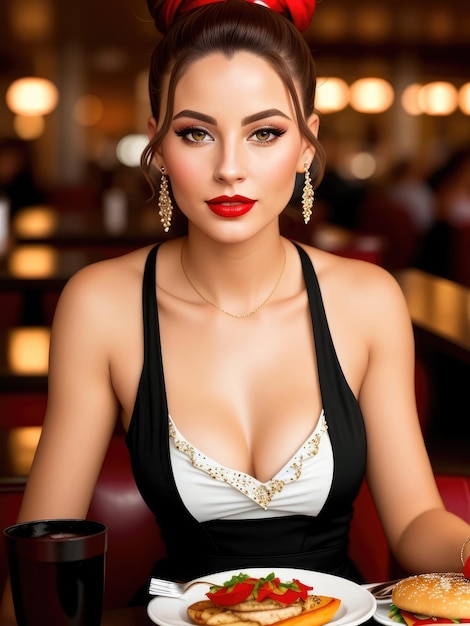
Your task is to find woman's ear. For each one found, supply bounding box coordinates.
[148,116,157,140]
[297,113,319,172]
[147,116,164,166]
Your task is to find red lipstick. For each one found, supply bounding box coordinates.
[206,195,255,218]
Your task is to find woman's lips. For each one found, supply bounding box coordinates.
[206,196,255,218]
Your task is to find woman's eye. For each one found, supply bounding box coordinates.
[251,127,286,143]
[175,127,211,143]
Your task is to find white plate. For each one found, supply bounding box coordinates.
[373,603,396,626]
[147,567,377,626]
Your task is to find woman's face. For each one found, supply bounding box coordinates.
[152,51,317,242]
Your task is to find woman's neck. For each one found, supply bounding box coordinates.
[180,233,288,318]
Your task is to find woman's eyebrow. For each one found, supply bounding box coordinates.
[242,109,291,124]
[172,108,291,125]
[173,110,216,124]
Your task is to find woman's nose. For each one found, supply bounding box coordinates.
[213,141,246,183]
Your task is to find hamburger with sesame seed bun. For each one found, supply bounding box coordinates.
[388,572,470,625]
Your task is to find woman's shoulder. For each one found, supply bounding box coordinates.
[296,242,407,316]
[54,245,157,322]
[67,245,154,287]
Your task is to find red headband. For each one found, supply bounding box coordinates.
[153,0,316,34]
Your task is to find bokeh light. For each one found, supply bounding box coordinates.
[13,114,45,139]
[458,83,470,115]
[73,95,104,126]
[316,77,350,113]
[116,134,148,167]
[418,81,458,116]
[401,84,423,116]
[6,77,59,116]
[350,78,394,113]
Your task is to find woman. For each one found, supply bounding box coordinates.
[1,0,469,619]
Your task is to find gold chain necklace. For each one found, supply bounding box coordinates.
[180,243,286,319]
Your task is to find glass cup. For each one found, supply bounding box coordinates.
[4,519,107,626]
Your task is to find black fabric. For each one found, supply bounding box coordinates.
[126,242,367,584]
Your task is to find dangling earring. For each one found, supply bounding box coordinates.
[302,162,314,224]
[158,166,172,232]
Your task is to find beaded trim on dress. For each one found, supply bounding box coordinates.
[169,413,328,510]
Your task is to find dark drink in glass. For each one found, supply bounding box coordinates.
[4,519,107,626]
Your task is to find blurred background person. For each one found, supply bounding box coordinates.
[384,157,436,235]
[418,146,470,280]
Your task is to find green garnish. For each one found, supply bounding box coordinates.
[209,572,304,599]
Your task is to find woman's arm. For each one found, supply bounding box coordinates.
[18,263,120,520]
[0,261,121,622]
[357,266,470,573]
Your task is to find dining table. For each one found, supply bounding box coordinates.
[0,605,382,625]
[0,606,151,626]
[394,267,470,365]
[101,606,154,625]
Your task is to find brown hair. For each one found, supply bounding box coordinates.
[141,0,325,198]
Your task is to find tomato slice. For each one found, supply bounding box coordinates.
[267,589,304,605]
[206,582,253,606]
[401,609,470,624]
[464,556,470,581]
[206,573,314,607]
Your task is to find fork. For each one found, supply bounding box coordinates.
[366,578,402,601]
[149,578,214,597]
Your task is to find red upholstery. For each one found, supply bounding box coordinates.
[0,488,24,600]
[0,394,47,427]
[349,480,390,583]
[435,474,470,522]
[87,436,166,609]
[349,474,470,582]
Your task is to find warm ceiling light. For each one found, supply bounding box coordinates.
[8,327,50,374]
[7,427,42,475]
[13,114,45,139]
[350,78,394,113]
[316,77,349,113]
[313,6,348,39]
[13,206,58,237]
[401,84,423,116]
[349,152,377,180]
[458,83,470,115]
[354,6,391,41]
[8,245,57,277]
[10,0,53,41]
[6,77,59,116]
[425,8,455,41]
[73,95,104,126]
[418,81,458,116]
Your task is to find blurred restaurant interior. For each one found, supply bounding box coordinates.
[0,0,469,498]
